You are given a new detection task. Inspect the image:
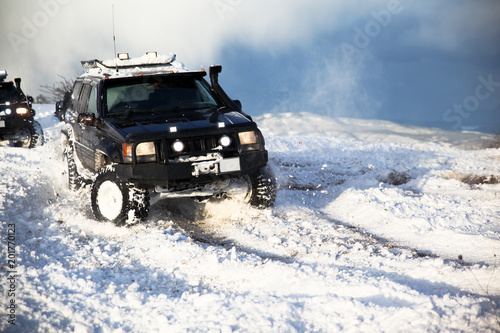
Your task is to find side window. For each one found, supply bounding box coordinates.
[71,81,83,109]
[77,84,91,114]
[87,86,97,116]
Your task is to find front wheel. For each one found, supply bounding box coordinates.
[28,121,44,148]
[63,142,85,191]
[248,166,277,209]
[91,166,150,226]
[15,121,44,148]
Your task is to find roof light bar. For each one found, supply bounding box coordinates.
[117,53,129,60]
[146,51,157,59]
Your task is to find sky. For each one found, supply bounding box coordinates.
[1,0,499,133]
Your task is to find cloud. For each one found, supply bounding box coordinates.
[398,1,500,57]
[1,0,362,95]
[1,0,498,133]
[0,0,397,91]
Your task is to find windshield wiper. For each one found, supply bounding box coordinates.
[108,109,163,118]
[209,106,223,123]
[152,103,218,113]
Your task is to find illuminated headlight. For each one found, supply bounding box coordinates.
[238,131,257,145]
[5,109,12,115]
[172,140,185,153]
[16,107,29,115]
[219,135,231,147]
[123,142,156,162]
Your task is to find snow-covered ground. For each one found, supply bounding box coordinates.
[1,105,499,332]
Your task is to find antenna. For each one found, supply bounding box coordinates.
[112,4,118,72]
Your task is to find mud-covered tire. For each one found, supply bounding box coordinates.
[91,166,150,226]
[63,142,85,191]
[248,166,277,209]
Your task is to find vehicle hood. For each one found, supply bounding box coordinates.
[107,110,253,138]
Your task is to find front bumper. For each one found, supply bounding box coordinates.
[0,116,34,137]
[114,150,268,188]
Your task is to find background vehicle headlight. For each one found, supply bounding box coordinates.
[16,107,29,115]
[172,140,185,153]
[219,135,232,147]
[238,131,257,145]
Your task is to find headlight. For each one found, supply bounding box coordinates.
[238,131,257,145]
[172,140,185,153]
[16,107,29,116]
[136,142,156,156]
[123,142,156,162]
[219,135,232,147]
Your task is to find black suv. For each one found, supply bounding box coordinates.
[60,53,276,225]
[0,70,43,148]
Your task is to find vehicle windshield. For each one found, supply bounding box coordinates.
[104,75,220,117]
[0,82,20,103]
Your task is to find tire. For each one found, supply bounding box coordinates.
[63,142,85,191]
[12,128,31,148]
[248,166,277,209]
[91,166,150,226]
[14,121,44,148]
[28,121,44,148]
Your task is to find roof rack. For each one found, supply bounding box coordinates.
[81,59,109,70]
[81,53,180,76]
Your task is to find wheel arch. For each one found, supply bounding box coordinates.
[94,138,123,165]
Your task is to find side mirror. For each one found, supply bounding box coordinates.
[54,101,66,122]
[27,96,34,104]
[233,100,242,109]
[78,113,96,126]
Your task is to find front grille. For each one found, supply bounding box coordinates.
[163,134,238,160]
[186,136,218,153]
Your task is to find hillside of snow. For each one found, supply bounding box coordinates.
[1,105,499,332]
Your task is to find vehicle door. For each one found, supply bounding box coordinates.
[73,81,98,171]
[79,82,103,172]
[67,80,84,155]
